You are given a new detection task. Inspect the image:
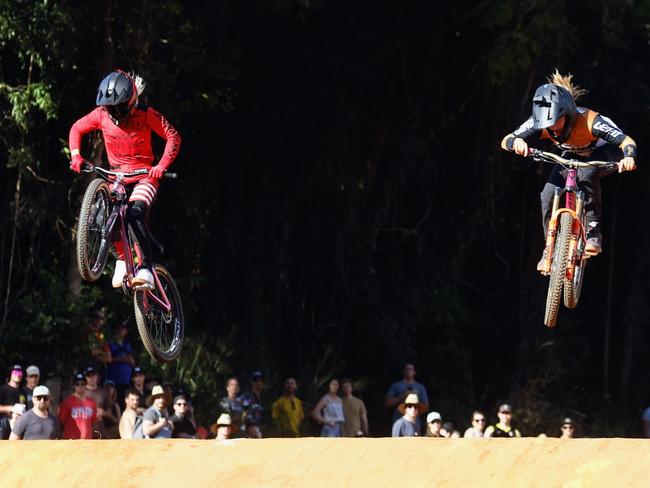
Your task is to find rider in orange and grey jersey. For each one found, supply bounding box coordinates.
[500,73,636,269]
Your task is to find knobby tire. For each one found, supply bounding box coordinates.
[77,178,111,282]
[134,263,184,362]
[544,212,572,328]
[564,221,587,309]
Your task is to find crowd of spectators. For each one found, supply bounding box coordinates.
[0,310,585,441]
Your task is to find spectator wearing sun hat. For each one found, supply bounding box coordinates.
[0,365,27,418]
[484,403,521,438]
[142,385,173,439]
[391,393,426,437]
[214,413,233,441]
[10,386,59,440]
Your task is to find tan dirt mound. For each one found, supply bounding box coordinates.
[0,437,647,487]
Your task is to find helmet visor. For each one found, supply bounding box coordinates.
[106,102,131,121]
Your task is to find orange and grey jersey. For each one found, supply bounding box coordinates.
[509,107,636,158]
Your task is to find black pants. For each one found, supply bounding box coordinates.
[540,145,621,237]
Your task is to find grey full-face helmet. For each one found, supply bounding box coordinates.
[96,70,138,123]
[532,83,576,134]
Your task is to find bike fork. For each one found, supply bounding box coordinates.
[566,191,585,280]
[541,188,562,274]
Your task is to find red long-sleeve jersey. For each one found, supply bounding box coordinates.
[69,104,181,179]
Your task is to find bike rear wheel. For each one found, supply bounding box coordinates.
[544,212,572,328]
[564,231,587,309]
[77,178,112,282]
[134,263,184,362]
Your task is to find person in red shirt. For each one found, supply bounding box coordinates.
[68,70,181,288]
[58,373,98,439]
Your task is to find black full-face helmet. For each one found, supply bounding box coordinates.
[531,83,576,135]
[96,70,138,123]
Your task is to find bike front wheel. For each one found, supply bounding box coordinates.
[564,233,587,309]
[77,178,112,282]
[134,263,184,362]
[544,212,572,328]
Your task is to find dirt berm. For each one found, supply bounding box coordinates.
[0,437,646,487]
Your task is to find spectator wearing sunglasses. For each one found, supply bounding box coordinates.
[271,377,304,437]
[392,393,426,437]
[58,373,98,439]
[10,386,59,440]
[463,410,486,438]
[560,417,575,439]
[171,394,196,438]
[484,403,521,438]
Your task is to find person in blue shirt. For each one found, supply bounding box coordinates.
[106,319,135,407]
[385,363,429,427]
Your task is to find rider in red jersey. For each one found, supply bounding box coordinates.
[69,70,181,288]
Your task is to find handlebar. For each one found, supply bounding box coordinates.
[80,163,178,179]
[527,149,617,170]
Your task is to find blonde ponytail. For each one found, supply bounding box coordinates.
[547,69,587,100]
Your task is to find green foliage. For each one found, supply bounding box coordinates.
[0,82,57,131]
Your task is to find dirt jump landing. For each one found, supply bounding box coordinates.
[1,437,647,487]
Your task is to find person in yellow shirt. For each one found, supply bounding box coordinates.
[272,377,304,437]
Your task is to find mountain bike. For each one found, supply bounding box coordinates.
[76,164,184,362]
[528,149,617,328]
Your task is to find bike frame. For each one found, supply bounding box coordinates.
[98,168,173,313]
[539,168,586,278]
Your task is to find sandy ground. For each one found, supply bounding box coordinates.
[0,437,647,487]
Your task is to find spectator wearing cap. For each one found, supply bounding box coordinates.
[425,411,443,437]
[143,385,173,439]
[391,393,426,437]
[219,377,244,430]
[560,417,575,439]
[23,365,40,409]
[58,373,98,439]
[311,378,345,437]
[131,367,147,413]
[171,394,196,438]
[463,410,486,438]
[84,366,107,437]
[385,364,429,426]
[10,386,59,440]
[271,377,304,437]
[0,365,27,418]
[86,309,112,373]
[102,380,122,439]
[240,371,265,436]
[106,319,135,407]
[0,403,26,439]
[484,403,521,438]
[341,378,369,437]
[119,387,141,439]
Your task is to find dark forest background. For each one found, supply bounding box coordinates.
[1,0,650,436]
